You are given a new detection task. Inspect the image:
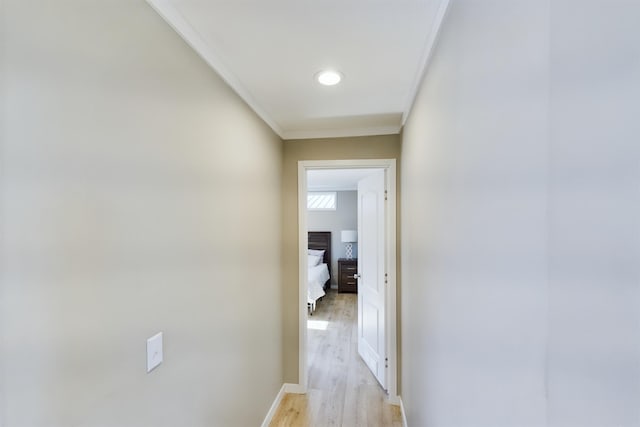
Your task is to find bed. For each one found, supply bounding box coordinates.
[307,231,332,314]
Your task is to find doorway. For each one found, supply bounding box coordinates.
[297,159,398,403]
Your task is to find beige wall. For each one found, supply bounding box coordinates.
[282,135,401,385]
[401,1,640,426]
[1,1,282,426]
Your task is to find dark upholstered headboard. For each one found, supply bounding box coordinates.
[308,231,332,289]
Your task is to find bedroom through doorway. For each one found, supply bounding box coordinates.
[297,159,399,412]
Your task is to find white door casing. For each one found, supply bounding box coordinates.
[357,169,386,389]
[297,159,397,403]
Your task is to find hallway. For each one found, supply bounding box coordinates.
[270,291,402,426]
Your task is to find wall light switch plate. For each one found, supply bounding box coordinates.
[146,332,163,373]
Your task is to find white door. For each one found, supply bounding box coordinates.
[357,169,386,389]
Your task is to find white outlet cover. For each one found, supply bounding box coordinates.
[146,332,163,373]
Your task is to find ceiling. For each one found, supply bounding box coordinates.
[307,169,384,191]
[147,0,449,139]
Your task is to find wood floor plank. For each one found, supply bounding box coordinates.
[269,290,402,427]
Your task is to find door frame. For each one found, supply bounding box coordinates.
[297,159,398,403]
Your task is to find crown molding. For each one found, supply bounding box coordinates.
[401,0,452,126]
[146,0,285,138]
[282,125,400,141]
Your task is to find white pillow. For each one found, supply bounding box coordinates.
[308,254,322,267]
[308,249,325,258]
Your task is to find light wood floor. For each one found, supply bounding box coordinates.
[270,290,402,427]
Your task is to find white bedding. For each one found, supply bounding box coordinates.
[308,263,329,305]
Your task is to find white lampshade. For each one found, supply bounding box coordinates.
[341,230,357,243]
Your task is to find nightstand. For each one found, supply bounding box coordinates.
[338,258,358,293]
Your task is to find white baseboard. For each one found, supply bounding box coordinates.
[283,382,306,394]
[260,384,286,427]
[260,383,306,427]
[399,397,408,427]
[388,393,401,405]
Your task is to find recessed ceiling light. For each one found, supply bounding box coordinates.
[316,70,343,86]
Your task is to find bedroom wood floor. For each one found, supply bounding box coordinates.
[269,290,402,427]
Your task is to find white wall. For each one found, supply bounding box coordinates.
[308,191,358,286]
[401,1,640,426]
[0,1,282,426]
[547,2,640,425]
